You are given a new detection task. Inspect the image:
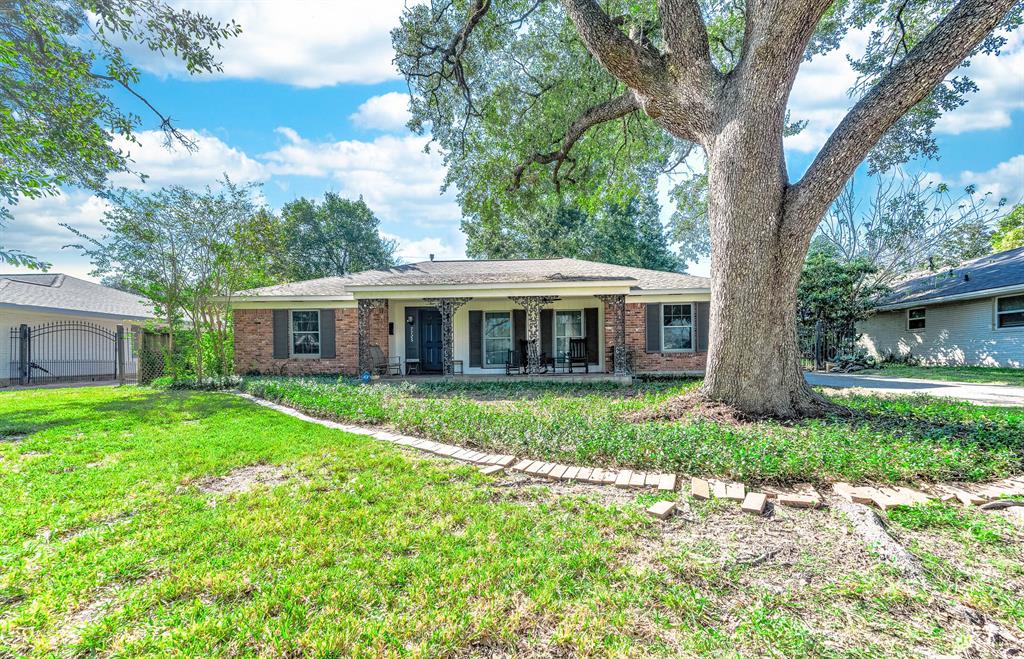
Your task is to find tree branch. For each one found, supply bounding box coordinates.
[657,0,714,73]
[510,92,640,191]
[560,0,666,92]
[785,0,1018,233]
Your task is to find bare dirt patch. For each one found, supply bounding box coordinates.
[195,464,296,495]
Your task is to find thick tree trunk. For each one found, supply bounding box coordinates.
[697,104,829,418]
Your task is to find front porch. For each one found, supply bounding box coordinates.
[377,371,634,384]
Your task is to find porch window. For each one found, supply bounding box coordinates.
[662,304,693,351]
[996,294,1024,329]
[554,310,584,360]
[290,310,320,357]
[483,311,511,367]
[907,307,926,331]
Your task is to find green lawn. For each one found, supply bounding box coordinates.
[877,364,1024,386]
[1,386,1022,656]
[239,377,1024,485]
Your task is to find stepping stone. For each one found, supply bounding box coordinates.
[538,463,558,476]
[647,500,676,520]
[496,456,516,468]
[724,483,746,501]
[690,477,711,500]
[833,482,876,505]
[645,473,661,487]
[479,465,504,476]
[562,466,579,481]
[599,470,617,484]
[657,474,677,492]
[524,461,545,475]
[712,480,728,499]
[614,471,632,488]
[549,465,568,480]
[938,485,987,507]
[741,492,768,515]
[629,472,647,488]
[778,493,821,509]
[877,487,919,508]
[576,467,593,482]
[512,459,532,472]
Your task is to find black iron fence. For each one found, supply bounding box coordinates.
[6,321,144,387]
[798,319,857,371]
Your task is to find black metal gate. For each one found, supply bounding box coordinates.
[7,321,138,386]
[799,319,856,371]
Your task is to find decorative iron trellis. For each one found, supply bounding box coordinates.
[7,321,139,386]
[508,295,560,374]
[595,293,631,375]
[423,297,472,375]
[357,299,388,375]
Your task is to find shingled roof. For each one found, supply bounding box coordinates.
[878,246,1024,309]
[0,274,156,320]
[236,258,710,298]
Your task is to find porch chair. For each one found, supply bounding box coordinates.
[568,337,589,373]
[368,345,402,376]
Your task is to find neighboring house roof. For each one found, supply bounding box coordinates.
[235,258,711,299]
[877,246,1024,310]
[0,273,156,321]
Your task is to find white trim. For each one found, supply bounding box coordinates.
[0,302,155,322]
[660,302,695,352]
[906,306,926,332]
[994,293,1024,331]
[344,279,636,293]
[552,309,585,362]
[288,309,321,359]
[877,283,1024,311]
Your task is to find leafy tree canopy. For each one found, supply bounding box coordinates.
[991,204,1024,252]
[280,194,397,280]
[465,190,684,271]
[797,243,887,335]
[1,0,240,267]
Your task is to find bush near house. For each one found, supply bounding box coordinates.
[239,377,1024,485]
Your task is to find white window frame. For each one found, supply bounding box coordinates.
[660,303,694,352]
[289,309,321,358]
[994,294,1024,331]
[553,309,585,361]
[482,311,512,368]
[906,307,926,332]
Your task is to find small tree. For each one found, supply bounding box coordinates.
[797,244,886,345]
[280,194,397,279]
[1,0,240,267]
[991,205,1024,252]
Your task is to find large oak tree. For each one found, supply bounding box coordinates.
[393,0,1021,417]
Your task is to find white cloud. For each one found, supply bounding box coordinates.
[126,1,413,87]
[350,92,413,132]
[388,234,467,263]
[932,155,1024,204]
[935,33,1024,135]
[261,128,461,229]
[111,129,267,189]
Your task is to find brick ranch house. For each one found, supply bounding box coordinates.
[232,258,711,378]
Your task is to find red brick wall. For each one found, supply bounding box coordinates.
[233,306,388,376]
[603,301,707,373]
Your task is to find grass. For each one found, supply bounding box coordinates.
[2,385,1022,656]
[876,364,1024,386]
[238,376,1024,485]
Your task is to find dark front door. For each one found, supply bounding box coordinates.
[419,308,443,372]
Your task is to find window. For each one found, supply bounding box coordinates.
[483,312,512,367]
[996,294,1024,329]
[554,310,584,360]
[907,307,926,331]
[662,304,693,351]
[290,310,321,357]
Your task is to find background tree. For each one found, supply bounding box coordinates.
[816,171,1002,287]
[394,0,1019,417]
[280,194,397,280]
[466,192,684,271]
[66,177,261,379]
[991,204,1024,252]
[0,0,240,267]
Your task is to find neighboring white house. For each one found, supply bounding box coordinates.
[858,247,1024,367]
[1,274,156,386]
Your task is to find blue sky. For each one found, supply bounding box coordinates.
[4,1,1023,280]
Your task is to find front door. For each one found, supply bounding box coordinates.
[419,309,443,372]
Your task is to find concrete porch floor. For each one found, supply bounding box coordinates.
[379,372,634,385]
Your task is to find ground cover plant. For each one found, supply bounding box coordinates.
[1,385,1022,656]
[239,377,1024,486]
[876,364,1024,387]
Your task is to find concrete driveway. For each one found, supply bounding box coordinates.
[806,372,1024,407]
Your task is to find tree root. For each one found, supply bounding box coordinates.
[833,496,1024,655]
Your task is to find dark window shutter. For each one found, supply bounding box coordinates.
[469,310,482,367]
[513,309,526,354]
[540,309,553,358]
[584,307,599,364]
[320,309,336,359]
[695,301,710,352]
[645,303,661,353]
[272,309,289,359]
